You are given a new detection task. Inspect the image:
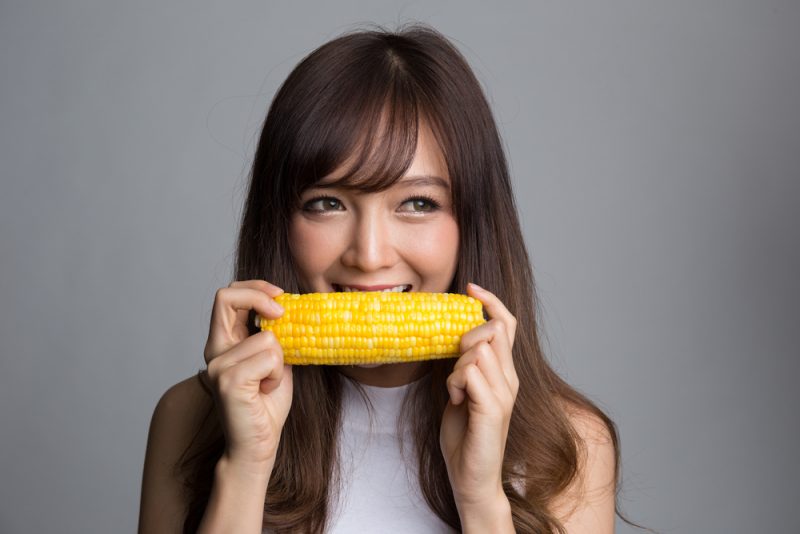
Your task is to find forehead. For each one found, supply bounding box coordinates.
[404,120,449,181]
[315,119,450,190]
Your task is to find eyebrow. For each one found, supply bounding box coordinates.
[398,175,450,190]
[314,174,450,190]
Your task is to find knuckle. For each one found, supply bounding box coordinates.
[206,357,221,379]
[270,348,284,363]
[216,369,235,395]
[465,363,481,381]
[214,287,227,303]
[446,370,458,388]
[476,340,493,357]
[462,363,474,378]
[261,348,280,367]
[258,330,278,348]
[263,348,283,367]
[454,351,472,370]
[491,320,507,335]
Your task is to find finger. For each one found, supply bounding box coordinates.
[453,343,480,371]
[446,363,470,405]
[459,319,509,356]
[214,287,285,321]
[467,283,517,347]
[459,319,514,387]
[446,363,498,415]
[216,349,284,399]
[228,281,285,329]
[454,341,512,404]
[229,279,285,297]
[208,287,285,355]
[207,330,281,375]
[467,341,512,401]
[271,363,293,396]
[453,336,500,373]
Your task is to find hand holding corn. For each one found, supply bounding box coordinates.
[255,291,486,365]
[203,280,293,470]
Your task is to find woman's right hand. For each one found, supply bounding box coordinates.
[203,279,293,471]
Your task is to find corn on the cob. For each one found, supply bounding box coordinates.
[254,291,485,365]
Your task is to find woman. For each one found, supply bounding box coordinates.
[140,23,633,533]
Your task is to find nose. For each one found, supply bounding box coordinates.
[340,209,398,272]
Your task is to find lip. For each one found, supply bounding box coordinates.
[333,283,411,291]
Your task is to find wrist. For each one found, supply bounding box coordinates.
[197,455,274,533]
[217,453,274,485]
[458,491,514,534]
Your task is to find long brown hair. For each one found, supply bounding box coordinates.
[177,23,645,533]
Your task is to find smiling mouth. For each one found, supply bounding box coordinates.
[332,284,412,292]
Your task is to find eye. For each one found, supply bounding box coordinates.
[303,196,344,212]
[399,195,441,213]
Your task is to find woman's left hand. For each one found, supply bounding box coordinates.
[440,283,519,516]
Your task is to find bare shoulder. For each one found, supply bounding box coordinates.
[550,402,617,533]
[139,373,215,533]
[156,372,213,425]
[565,403,616,451]
[149,373,214,457]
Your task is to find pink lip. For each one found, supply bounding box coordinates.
[335,283,410,291]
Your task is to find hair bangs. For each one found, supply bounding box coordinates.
[286,49,422,209]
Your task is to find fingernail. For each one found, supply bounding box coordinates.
[468,282,484,291]
[271,301,285,314]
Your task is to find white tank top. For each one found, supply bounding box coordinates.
[263,378,456,533]
[326,378,457,533]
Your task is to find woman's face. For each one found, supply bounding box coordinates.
[288,122,459,385]
[289,121,459,298]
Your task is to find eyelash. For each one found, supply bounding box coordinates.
[302,194,442,213]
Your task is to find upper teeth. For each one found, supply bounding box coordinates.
[339,285,408,292]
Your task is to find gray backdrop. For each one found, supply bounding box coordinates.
[1,1,798,533]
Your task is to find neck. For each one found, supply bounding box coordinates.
[336,361,426,387]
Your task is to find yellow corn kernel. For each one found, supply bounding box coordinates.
[255,291,485,365]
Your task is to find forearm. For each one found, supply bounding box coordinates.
[458,492,515,534]
[197,456,273,534]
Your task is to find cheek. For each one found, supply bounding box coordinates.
[436,218,460,258]
[289,217,339,274]
[402,218,459,268]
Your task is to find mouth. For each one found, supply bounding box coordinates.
[332,283,412,293]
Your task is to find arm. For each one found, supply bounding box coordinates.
[197,455,272,534]
[461,410,617,533]
[139,377,204,533]
[138,377,274,534]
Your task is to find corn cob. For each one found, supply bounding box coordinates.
[254,291,485,365]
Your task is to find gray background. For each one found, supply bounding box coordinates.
[1,1,798,533]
